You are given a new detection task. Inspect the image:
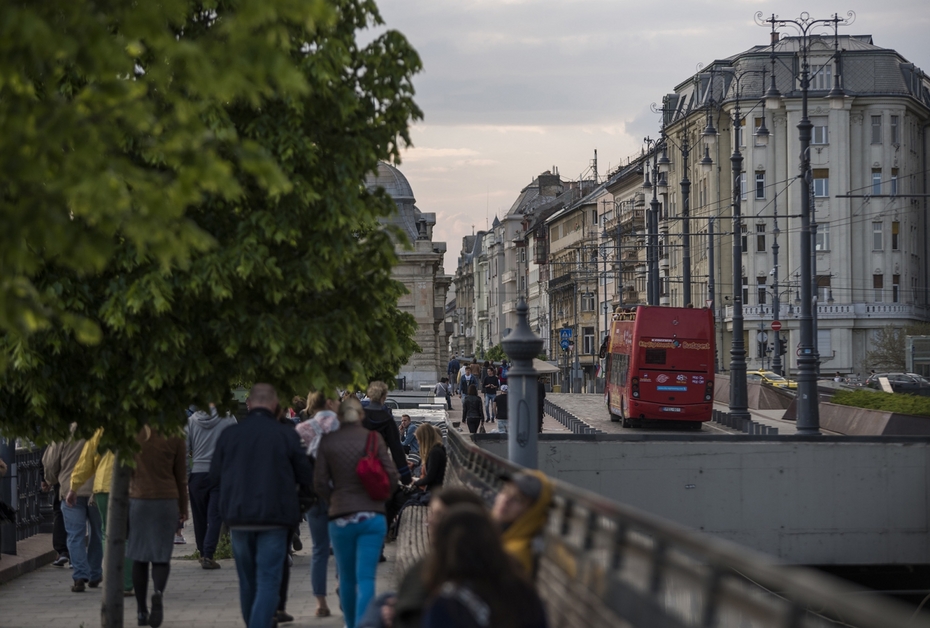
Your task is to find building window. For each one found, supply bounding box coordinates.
[812,125,829,145]
[817,329,832,356]
[871,115,882,144]
[811,64,832,90]
[520,275,526,292]
[813,169,829,198]
[737,118,746,146]
[815,223,830,251]
[741,223,748,253]
[757,277,767,305]
[755,172,765,199]
[892,221,900,250]
[756,224,766,252]
[583,327,595,354]
[581,293,595,312]
[742,276,749,304]
[872,222,883,251]
[891,115,899,144]
[700,179,707,207]
[893,274,900,303]
[816,275,831,302]
[891,168,899,196]
[872,169,882,195]
[873,274,884,302]
[740,172,747,200]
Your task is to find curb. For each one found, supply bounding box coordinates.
[0,534,59,585]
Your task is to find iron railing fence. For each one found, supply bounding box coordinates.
[443,418,930,628]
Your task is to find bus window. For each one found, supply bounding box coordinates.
[645,349,666,365]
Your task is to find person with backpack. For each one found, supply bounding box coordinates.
[434,377,453,411]
[295,392,341,619]
[447,355,461,389]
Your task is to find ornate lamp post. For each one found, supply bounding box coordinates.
[502,298,544,468]
[642,137,666,305]
[757,10,854,434]
[701,68,770,425]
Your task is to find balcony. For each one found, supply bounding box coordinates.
[549,272,574,290]
[502,300,516,314]
[722,302,930,323]
[502,270,517,284]
[619,208,646,230]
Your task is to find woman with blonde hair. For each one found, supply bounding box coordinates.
[315,396,399,628]
[295,390,341,618]
[412,424,446,492]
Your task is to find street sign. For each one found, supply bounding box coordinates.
[756,331,768,343]
[559,328,573,341]
[771,320,782,331]
[560,339,570,351]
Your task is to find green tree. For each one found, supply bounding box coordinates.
[485,343,506,363]
[865,323,930,371]
[0,0,330,355]
[0,1,421,624]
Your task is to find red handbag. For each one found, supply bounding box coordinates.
[356,431,392,501]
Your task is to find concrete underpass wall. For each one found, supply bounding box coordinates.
[480,437,930,565]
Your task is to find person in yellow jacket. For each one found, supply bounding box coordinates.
[492,470,553,578]
[67,429,134,595]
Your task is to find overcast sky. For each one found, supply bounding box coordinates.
[372,1,929,275]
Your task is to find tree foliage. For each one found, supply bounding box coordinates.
[865,323,930,371]
[0,0,423,455]
[0,0,330,351]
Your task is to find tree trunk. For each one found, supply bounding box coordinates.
[101,459,132,628]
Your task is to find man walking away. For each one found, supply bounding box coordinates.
[434,377,453,411]
[210,384,313,628]
[187,403,237,570]
[447,355,460,390]
[494,385,509,433]
[43,431,102,592]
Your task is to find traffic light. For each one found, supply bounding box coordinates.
[778,337,788,355]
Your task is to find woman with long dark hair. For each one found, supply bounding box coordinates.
[421,504,547,628]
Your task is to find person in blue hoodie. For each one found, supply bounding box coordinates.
[187,403,237,569]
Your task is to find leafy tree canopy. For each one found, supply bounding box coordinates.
[0,0,422,454]
[0,0,332,354]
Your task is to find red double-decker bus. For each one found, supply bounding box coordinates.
[602,305,715,428]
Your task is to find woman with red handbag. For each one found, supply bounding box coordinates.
[314,396,400,628]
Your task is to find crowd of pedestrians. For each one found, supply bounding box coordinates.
[30,377,553,628]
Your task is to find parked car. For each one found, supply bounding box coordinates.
[746,370,798,390]
[864,372,930,396]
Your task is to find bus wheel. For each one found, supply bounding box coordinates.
[607,394,620,422]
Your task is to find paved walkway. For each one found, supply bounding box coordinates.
[0,517,398,628]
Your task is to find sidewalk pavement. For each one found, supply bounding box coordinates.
[0,517,398,628]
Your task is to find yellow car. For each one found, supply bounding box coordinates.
[746,370,797,390]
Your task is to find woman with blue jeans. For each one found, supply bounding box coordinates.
[314,396,399,628]
[296,391,342,618]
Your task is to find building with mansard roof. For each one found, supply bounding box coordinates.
[653,33,930,374]
[365,162,452,388]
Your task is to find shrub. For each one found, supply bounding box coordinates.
[831,389,930,418]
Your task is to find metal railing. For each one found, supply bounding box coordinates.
[0,441,51,554]
[443,417,929,628]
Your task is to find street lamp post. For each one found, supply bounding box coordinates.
[701,67,770,424]
[643,137,664,306]
[759,10,853,434]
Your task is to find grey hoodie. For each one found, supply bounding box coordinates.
[187,407,238,474]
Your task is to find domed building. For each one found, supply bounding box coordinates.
[366,162,452,390]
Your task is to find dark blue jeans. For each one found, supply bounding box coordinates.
[306,501,330,597]
[188,472,222,559]
[230,528,288,628]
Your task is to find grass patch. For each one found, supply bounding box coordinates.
[177,532,234,561]
[831,389,930,418]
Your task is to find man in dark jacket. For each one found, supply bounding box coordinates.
[209,383,313,628]
[362,381,412,486]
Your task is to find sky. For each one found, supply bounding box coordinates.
[370,1,930,275]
